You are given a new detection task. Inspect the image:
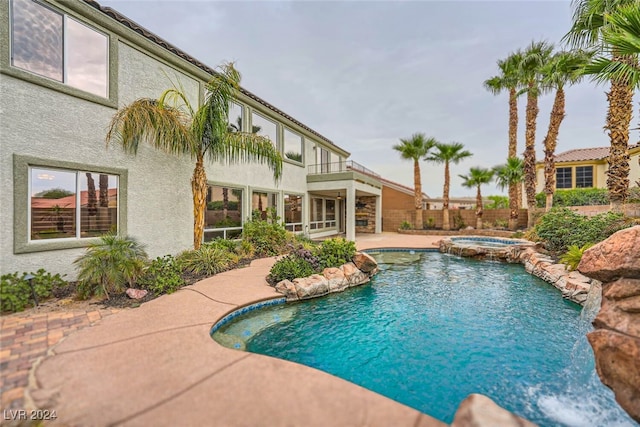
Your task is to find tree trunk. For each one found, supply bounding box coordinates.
[99,174,109,207]
[192,153,207,250]
[413,159,423,229]
[543,87,565,213]
[475,185,483,230]
[605,64,633,212]
[222,187,229,219]
[508,87,519,224]
[442,161,451,230]
[523,82,539,228]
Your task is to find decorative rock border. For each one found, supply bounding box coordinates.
[274,252,379,301]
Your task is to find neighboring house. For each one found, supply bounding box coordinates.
[0,0,382,278]
[535,144,640,192]
[380,177,430,210]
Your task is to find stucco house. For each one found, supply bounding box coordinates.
[535,144,640,192]
[0,0,382,279]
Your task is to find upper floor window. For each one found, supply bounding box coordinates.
[30,167,118,240]
[283,128,303,163]
[11,0,109,97]
[576,166,593,188]
[227,102,244,133]
[251,112,277,146]
[556,167,572,189]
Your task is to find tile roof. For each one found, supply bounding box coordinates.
[84,0,343,152]
[553,144,640,163]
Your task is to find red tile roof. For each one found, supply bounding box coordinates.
[553,144,640,163]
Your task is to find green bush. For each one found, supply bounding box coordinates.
[533,208,630,252]
[268,254,316,284]
[486,195,509,209]
[399,220,412,230]
[423,218,436,229]
[74,234,148,299]
[1,269,67,313]
[560,243,593,271]
[178,244,237,276]
[453,212,466,230]
[535,188,610,208]
[241,216,289,257]
[137,255,185,295]
[315,237,356,270]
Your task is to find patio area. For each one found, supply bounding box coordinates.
[1,233,446,426]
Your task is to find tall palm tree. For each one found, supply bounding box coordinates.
[585,2,640,187]
[459,167,494,230]
[494,157,525,230]
[426,142,473,230]
[392,133,437,229]
[565,0,637,210]
[106,62,283,249]
[519,41,553,227]
[540,50,592,211]
[484,51,525,219]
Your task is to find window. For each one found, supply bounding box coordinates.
[252,191,278,221]
[30,167,118,240]
[251,112,277,146]
[284,194,303,232]
[283,129,303,163]
[576,166,593,188]
[10,0,109,97]
[320,148,330,173]
[310,197,337,230]
[204,185,243,241]
[227,102,244,133]
[556,167,572,189]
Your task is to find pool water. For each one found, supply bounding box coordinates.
[217,252,635,426]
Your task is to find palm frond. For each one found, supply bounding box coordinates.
[105,98,192,156]
[210,132,283,181]
[585,55,640,87]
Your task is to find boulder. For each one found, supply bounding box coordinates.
[293,274,329,300]
[125,288,148,299]
[275,280,297,300]
[323,267,349,292]
[451,394,537,427]
[352,252,378,273]
[592,278,640,338]
[587,330,640,423]
[578,225,640,282]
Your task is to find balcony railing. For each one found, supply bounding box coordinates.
[307,160,380,178]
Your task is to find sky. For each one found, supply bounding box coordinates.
[99,0,637,198]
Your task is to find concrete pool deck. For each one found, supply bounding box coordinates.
[6,233,447,426]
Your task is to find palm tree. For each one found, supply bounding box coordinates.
[484,51,524,218]
[426,142,473,230]
[540,50,592,211]
[392,133,436,229]
[493,157,525,230]
[564,0,637,210]
[585,2,640,187]
[106,62,283,249]
[519,41,553,227]
[459,167,494,230]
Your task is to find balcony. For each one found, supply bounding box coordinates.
[307,160,380,177]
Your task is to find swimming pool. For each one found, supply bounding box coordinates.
[212,251,634,426]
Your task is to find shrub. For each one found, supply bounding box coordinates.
[137,255,184,295]
[267,255,316,285]
[423,218,436,229]
[494,219,509,229]
[0,269,66,313]
[399,220,412,230]
[486,195,509,209]
[535,188,609,208]
[75,234,148,299]
[178,244,237,276]
[315,237,356,270]
[453,212,466,230]
[560,243,593,271]
[532,208,630,253]
[241,216,289,257]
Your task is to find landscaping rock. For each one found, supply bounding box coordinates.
[125,288,148,299]
[592,278,640,340]
[451,394,536,427]
[352,252,378,273]
[275,280,297,300]
[323,267,349,292]
[293,275,329,300]
[578,226,640,282]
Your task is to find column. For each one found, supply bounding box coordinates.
[346,186,356,241]
[375,194,382,234]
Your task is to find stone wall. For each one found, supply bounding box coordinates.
[578,225,640,423]
[355,196,376,234]
[382,209,528,232]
